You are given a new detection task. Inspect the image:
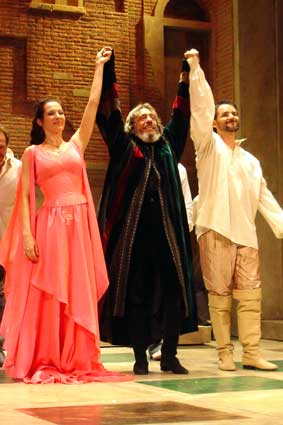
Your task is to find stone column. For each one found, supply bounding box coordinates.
[233,0,283,339]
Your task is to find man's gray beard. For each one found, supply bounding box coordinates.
[136,130,161,143]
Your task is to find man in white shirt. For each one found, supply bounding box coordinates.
[186,49,283,371]
[0,125,21,366]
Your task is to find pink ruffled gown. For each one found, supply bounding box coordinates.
[0,141,128,384]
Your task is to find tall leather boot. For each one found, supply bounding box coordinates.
[160,334,188,374]
[133,345,148,375]
[233,288,277,371]
[208,294,236,371]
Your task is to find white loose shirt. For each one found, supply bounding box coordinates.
[0,150,21,239]
[189,63,283,249]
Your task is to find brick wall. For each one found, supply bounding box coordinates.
[199,0,234,101]
[0,0,234,200]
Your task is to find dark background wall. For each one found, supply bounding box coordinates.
[234,0,283,338]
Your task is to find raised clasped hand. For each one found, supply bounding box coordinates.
[184,48,200,69]
[184,48,199,60]
[96,46,112,64]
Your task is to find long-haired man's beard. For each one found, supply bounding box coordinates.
[136,129,161,143]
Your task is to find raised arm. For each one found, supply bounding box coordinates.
[258,177,283,238]
[186,49,215,154]
[21,149,39,262]
[72,46,112,154]
[96,50,127,157]
[163,57,190,161]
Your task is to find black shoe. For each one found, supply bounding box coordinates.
[133,344,148,374]
[0,350,5,368]
[161,357,189,374]
[133,361,149,375]
[0,336,5,368]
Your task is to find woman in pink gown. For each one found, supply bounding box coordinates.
[0,47,128,384]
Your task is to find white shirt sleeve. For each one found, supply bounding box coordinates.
[258,177,283,238]
[189,62,215,154]
[178,163,193,232]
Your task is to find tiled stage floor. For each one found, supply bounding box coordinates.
[1,339,283,424]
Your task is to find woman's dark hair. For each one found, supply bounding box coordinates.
[30,97,62,145]
[0,125,10,145]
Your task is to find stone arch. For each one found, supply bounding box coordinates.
[153,0,169,17]
[153,0,208,20]
[164,0,209,21]
[144,0,212,100]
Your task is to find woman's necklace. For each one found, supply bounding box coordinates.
[42,140,65,155]
[46,140,63,148]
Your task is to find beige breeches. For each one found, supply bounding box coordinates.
[198,230,261,296]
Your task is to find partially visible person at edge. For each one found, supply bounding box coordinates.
[0,126,21,367]
[148,162,194,361]
[178,163,194,232]
[187,48,283,371]
[96,50,198,375]
[0,47,131,383]
[148,163,211,362]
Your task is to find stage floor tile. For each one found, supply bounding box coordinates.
[18,401,246,424]
[139,376,283,394]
